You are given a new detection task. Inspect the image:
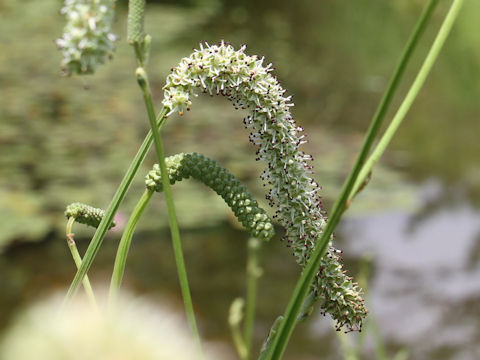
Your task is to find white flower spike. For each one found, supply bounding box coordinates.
[56,0,117,76]
[162,41,367,331]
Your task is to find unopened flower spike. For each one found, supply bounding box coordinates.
[65,202,116,229]
[56,0,118,76]
[162,41,367,331]
[146,153,275,242]
[127,0,146,44]
[127,0,151,65]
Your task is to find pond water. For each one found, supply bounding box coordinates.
[1,179,479,359]
[1,1,479,359]
[334,181,480,359]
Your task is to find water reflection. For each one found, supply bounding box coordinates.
[1,182,480,359]
[334,180,480,359]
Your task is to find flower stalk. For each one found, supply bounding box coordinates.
[65,216,98,310]
[109,189,153,304]
[350,0,464,202]
[136,67,204,357]
[244,237,263,359]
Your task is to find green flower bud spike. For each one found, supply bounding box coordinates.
[162,41,367,331]
[127,0,150,66]
[56,0,118,76]
[127,0,146,44]
[65,202,116,229]
[146,153,275,242]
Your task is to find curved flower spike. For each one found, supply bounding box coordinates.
[56,0,117,75]
[162,41,367,331]
[65,202,116,229]
[145,152,275,242]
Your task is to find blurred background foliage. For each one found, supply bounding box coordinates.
[1,0,478,247]
[0,0,479,359]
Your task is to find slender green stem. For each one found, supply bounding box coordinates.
[258,316,284,360]
[350,0,464,200]
[371,316,388,360]
[349,0,438,200]
[345,0,439,202]
[337,331,358,360]
[230,298,248,360]
[64,0,160,306]
[296,291,316,323]
[232,326,248,360]
[65,217,98,310]
[244,238,262,359]
[109,189,153,304]
[136,67,203,357]
[63,110,167,305]
[134,43,145,68]
[262,1,450,359]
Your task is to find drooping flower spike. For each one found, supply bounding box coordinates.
[56,0,118,75]
[65,202,116,229]
[145,153,275,242]
[162,41,367,331]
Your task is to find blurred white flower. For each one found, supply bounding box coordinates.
[0,291,223,359]
[56,0,117,75]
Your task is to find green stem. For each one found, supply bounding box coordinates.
[232,325,248,360]
[136,67,204,357]
[337,331,358,360]
[64,109,167,305]
[244,238,262,359]
[345,0,439,202]
[109,189,153,304]
[64,0,157,306]
[133,43,145,68]
[371,316,388,360]
[65,217,98,311]
[230,298,248,360]
[262,1,453,359]
[258,316,284,360]
[350,0,464,200]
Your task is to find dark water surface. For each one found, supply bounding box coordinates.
[1,179,479,359]
[1,1,480,359]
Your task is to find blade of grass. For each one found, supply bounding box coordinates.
[262,1,446,359]
[350,0,465,200]
[136,67,204,357]
[109,189,153,304]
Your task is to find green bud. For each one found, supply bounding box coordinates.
[65,202,116,229]
[136,67,148,89]
[145,153,275,241]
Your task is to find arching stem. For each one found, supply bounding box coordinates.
[136,67,204,357]
[109,189,153,305]
[350,0,464,201]
[65,217,98,311]
[244,237,263,359]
